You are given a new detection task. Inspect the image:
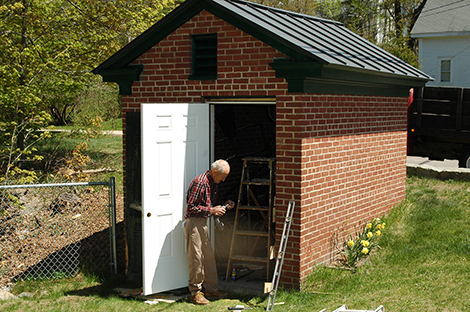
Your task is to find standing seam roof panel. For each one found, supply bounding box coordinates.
[304,18,401,72]
[219,0,425,78]
[311,20,406,75]
[243,2,353,65]
[337,25,426,78]
[326,23,422,77]
[298,16,415,76]
[281,13,381,70]
[266,10,358,67]
[220,0,337,64]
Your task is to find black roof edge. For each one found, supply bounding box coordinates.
[270,60,428,97]
[99,65,144,95]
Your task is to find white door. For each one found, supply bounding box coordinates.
[141,103,210,295]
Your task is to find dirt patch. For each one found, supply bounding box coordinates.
[0,185,124,287]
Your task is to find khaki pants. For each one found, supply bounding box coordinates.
[183,217,218,295]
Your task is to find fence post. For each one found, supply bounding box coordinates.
[108,177,118,275]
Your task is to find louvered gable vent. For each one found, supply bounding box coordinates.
[190,34,218,80]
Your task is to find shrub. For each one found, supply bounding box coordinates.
[71,80,120,128]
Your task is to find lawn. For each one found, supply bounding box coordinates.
[1,176,469,311]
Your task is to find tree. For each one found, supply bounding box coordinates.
[0,0,177,181]
[72,76,121,129]
[249,1,426,68]
[300,0,426,68]
[376,0,426,68]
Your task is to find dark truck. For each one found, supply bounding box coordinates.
[408,86,470,168]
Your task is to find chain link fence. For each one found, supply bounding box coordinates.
[0,178,117,287]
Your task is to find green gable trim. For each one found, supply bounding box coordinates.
[99,65,144,95]
[289,78,413,97]
[270,60,427,97]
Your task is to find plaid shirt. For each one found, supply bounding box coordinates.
[185,170,219,219]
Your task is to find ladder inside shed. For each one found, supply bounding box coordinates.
[225,157,276,282]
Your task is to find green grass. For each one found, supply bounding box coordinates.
[2,177,470,311]
[302,176,470,311]
[52,118,122,131]
[101,118,122,131]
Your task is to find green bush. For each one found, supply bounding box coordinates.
[71,79,120,128]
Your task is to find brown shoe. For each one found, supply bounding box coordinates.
[190,292,210,305]
[205,289,227,299]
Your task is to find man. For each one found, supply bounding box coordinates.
[184,159,235,305]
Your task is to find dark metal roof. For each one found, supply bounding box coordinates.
[211,0,430,80]
[93,0,432,95]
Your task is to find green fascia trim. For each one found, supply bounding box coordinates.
[270,60,427,97]
[321,65,429,88]
[99,65,144,95]
[291,78,412,97]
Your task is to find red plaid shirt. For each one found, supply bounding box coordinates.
[185,170,219,219]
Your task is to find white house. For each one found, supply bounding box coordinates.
[411,0,470,87]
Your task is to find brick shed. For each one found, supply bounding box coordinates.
[93,0,431,291]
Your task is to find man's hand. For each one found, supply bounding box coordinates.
[211,205,227,217]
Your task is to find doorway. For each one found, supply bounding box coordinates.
[125,102,276,291]
[210,103,276,265]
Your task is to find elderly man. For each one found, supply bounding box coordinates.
[184,159,235,305]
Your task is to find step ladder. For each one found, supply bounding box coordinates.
[266,200,295,311]
[225,157,276,282]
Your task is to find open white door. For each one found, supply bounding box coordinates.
[141,103,210,295]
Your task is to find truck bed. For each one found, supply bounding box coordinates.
[408,86,470,167]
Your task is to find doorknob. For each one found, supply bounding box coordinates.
[147,212,151,217]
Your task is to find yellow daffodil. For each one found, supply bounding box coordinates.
[381,223,386,229]
[361,247,369,254]
[367,223,372,229]
[367,231,373,238]
[361,240,370,247]
[348,240,354,247]
[376,230,381,236]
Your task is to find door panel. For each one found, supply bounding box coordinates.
[141,103,209,295]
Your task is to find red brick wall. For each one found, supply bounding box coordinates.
[119,11,408,289]
[275,95,407,287]
[120,10,286,218]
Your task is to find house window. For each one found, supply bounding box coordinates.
[189,34,217,80]
[440,59,451,83]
